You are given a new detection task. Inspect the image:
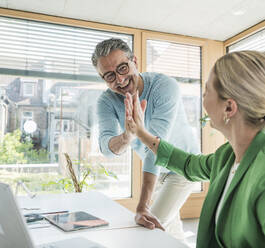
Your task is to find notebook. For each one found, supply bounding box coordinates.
[0,182,107,248]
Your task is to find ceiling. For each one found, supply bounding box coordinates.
[0,0,264,41]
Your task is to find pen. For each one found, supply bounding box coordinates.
[22,207,41,211]
[24,211,69,218]
[39,210,69,215]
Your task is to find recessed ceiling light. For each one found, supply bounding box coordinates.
[233,10,246,16]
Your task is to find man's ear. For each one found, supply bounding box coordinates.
[132,55,138,69]
[225,99,238,118]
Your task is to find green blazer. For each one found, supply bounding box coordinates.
[156,131,265,247]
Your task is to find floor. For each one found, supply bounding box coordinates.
[182,218,199,247]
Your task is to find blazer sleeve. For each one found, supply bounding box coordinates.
[155,139,214,181]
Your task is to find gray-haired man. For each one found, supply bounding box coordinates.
[92,38,199,238]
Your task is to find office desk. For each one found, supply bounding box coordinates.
[18,191,189,248]
[19,191,137,229]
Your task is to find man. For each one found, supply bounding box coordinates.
[92,38,199,238]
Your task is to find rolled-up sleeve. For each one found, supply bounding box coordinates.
[97,94,119,157]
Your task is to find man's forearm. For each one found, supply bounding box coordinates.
[108,132,133,155]
[136,171,158,211]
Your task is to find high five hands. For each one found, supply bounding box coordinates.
[124,91,147,136]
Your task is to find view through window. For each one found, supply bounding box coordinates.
[146,39,202,192]
[0,16,133,198]
[228,28,265,52]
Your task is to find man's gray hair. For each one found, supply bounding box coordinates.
[91,38,133,67]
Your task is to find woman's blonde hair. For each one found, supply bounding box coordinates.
[213,50,265,127]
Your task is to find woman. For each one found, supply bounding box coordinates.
[125,50,265,247]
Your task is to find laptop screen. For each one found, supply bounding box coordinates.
[0,183,107,248]
[0,182,35,248]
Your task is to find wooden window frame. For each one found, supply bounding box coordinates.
[224,20,265,51]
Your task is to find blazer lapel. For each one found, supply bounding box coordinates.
[218,131,265,210]
[197,151,235,247]
[215,131,265,244]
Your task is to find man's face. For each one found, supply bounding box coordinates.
[96,49,141,96]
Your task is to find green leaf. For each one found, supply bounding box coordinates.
[200,115,210,127]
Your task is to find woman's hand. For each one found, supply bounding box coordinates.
[124,91,147,136]
[125,91,160,155]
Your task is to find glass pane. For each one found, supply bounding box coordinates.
[0,16,133,80]
[0,75,131,198]
[146,39,202,192]
[22,111,33,118]
[23,83,35,96]
[228,28,265,52]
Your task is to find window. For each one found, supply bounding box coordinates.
[227,27,265,52]
[0,16,132,80]
[21,111,33,131]
[146,39,202,192]
[0,16,133,199]
[23,82,35,97]
[22,111,33,119]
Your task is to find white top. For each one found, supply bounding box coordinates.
[215,162,240,224]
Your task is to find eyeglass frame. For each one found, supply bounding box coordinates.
[100,60,132,83]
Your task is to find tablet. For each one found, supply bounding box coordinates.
[44,211,109,232]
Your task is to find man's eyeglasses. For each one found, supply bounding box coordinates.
[102,62,130,83]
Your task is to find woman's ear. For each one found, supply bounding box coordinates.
[225,99,238,118]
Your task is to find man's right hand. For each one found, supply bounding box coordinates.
[124,91,147,137]
[122,127,135,144]
[135,208,165,231]
[108,114,135,155]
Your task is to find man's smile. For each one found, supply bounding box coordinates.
[117,78,132,91]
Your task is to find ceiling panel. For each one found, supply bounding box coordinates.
[63,0,125,24]
[0,0,264,41]
[112,0,183,27]
[6,0,66,16]
[0,0,7,7]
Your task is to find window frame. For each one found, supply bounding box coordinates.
[224,20,265,51]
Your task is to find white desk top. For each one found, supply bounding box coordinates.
[30,226,189,248]
[18,190,137,229]
[18,191,190,248]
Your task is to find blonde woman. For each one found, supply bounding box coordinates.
[125,50,265,247]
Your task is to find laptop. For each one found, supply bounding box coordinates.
[0,182,107,248]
